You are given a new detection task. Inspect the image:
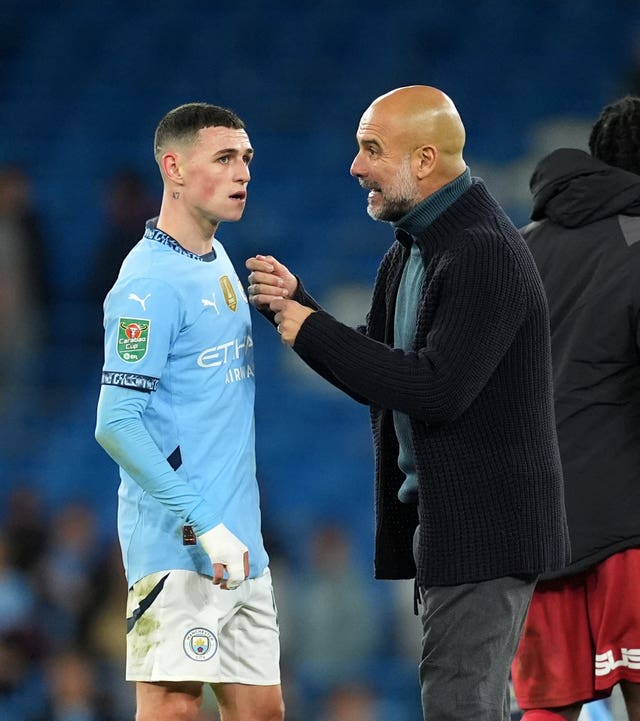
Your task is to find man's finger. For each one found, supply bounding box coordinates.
[248,270,282,286]
[269,297,288,312]
[245,256,274,273]
[249,293,279,309]
[248,284,287,299]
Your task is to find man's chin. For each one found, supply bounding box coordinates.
[367,203,404,224]
[366,198,386,221]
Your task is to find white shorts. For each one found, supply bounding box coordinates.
[125,568,280,685]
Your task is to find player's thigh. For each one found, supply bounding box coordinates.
[212,682,284,721]
[135,680,204,721]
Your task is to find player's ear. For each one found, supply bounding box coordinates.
[161,152,184,184]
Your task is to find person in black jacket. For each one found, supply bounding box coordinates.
[246,85,570,721]
[509,96,640,721]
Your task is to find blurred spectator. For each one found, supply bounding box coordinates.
[259,523,305,721]
[285,522,384,702]
[0,629,47,721]
[0,488,48,721]
[38,650,108,721]
[38,503,100,646]
[81,538,126,663]
[0,165,51,308]
[85,168,158,350]
[0,498,133,721]
[0,530,37,635]
[0,164,50,410]
[319,683,381,721]
[80,538,135,721]
[2,484,48,575]
[88,168,158,308]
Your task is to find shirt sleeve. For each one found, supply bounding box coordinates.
[94,384,216,535]
[101,276,181,386]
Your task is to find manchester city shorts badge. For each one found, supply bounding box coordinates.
[183,627,218,662]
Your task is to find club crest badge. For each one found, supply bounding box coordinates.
[219,275,237,312]
[183,627,218,662]
[117,318,150,362]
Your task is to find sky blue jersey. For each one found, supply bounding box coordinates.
[100,222,268,586]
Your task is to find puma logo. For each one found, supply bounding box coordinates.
[128,293,151,311]
[201,293,220,314]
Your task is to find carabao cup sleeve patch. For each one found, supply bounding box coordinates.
[116,318,150,363]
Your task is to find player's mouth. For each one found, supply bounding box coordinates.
[230,191,247,201]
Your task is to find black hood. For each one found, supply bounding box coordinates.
[529,148,640,228]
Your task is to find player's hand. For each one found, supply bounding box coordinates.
[270,297,314,346]
[198,523,249,590]
[246,254,298,310]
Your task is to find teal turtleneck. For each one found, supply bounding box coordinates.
[393,168,472,503]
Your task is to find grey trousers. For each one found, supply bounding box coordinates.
[417,572,536,721]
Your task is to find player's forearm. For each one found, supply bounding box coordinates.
[95,385,215,534]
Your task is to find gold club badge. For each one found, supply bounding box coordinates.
[219,276,237,312]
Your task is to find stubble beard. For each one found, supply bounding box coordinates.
[367,157,421,223]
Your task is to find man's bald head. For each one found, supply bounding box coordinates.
[351,86,468,221]
[366,85,466,161]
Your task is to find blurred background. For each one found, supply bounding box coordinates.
[1,1,639,719]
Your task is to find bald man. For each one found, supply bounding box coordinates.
[246,86,570,721]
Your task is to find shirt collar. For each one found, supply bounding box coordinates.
[144,219,217,262]
[394,167,472,236]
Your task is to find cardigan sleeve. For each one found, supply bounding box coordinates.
[293,233,528,424]
[256,278,371,404]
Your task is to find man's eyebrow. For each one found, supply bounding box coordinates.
[360,137,383,150]
[214,146,254,156]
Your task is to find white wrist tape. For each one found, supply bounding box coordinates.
[198,523,248,588]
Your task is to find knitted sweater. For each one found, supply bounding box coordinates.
[291,179,570,586]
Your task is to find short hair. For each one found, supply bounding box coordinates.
[588,95,640,175]
[153,103,245,160]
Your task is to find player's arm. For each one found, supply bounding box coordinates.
[95,384,248,589]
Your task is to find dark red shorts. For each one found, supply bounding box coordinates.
[511,548,640,709]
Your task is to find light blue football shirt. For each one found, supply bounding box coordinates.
[100,222,268,586]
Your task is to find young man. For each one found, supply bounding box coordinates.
[246,85,570,721]
[95,103,284,721]
[510,96,640,721]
